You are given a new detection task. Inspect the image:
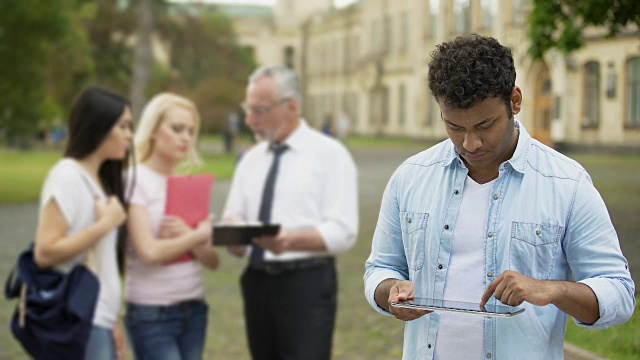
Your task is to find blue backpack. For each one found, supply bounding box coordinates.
[4,244,100,360]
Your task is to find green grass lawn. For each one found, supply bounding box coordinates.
[0,151,62,204]
[565,299,640,360]
[0,150,237,204]
[345,134,436,149]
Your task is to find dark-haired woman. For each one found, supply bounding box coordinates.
[33,86,133,359]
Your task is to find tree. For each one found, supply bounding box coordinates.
[130,0,158,119]
[154,5,256,132]
[529,0,640,59]
[0,0,79,144]
[85,0,136,96]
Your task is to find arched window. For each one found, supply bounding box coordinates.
[627,57,640,128]
[582,61,600,128]
[284,46,294,70]
[398,84,406,127]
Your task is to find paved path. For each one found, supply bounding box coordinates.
[0,146,606,359]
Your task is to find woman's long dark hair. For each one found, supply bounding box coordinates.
[65,86,134,276]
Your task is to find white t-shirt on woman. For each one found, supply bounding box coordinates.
[39,158,121,329]
[125,164,205,305]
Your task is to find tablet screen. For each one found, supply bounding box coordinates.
[213,224,281,246]
[391,298,525,317]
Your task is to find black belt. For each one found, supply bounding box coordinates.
[250,257,334,275]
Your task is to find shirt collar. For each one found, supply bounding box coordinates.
[442,119,531,174]
[265,119,308,153]
[506,120,532,174]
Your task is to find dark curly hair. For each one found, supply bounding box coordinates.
[428,34,516,118]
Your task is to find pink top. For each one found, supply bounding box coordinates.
[125,164,205,305]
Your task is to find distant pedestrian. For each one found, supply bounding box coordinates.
[336,111,351,141]
[321,113,333,137]
[224,110,240,154]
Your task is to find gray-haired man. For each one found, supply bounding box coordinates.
[223,65,359,359]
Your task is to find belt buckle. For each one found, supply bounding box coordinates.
[263,263,281,275]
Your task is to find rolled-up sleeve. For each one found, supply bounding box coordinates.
[364,170,410,315]
[565,172,636,328]
[317,148,359,254]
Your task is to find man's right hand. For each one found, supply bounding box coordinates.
[227,245,248,257]
[385,280,431,321]
[220,216,249,257]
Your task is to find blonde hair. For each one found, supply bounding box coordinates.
[134,93,203,171]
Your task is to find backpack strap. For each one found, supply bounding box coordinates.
[4,265,20,299]
[75,166,103,277]
[19,283,27,328]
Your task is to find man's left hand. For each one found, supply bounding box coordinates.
[480,270,554,307]
[253,229,290,255]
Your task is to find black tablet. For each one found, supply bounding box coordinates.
[212,224,281,246]
[391,298,525,318]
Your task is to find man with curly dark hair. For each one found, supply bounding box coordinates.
[364,34,635,359]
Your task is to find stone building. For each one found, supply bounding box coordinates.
[224,0,640,148]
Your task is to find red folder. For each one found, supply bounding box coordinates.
[164,173,214,265]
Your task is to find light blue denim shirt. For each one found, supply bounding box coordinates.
[364,121,635,360]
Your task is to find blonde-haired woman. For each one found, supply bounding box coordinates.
[124,93,218,360]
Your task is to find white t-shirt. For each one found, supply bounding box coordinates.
[434,177,495,360]
[39,158,121,329]
[125,164,205,305]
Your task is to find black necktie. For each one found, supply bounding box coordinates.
[250,143,288,267]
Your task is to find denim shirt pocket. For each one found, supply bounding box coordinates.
[400,212,429,271]
[510,222,563,280]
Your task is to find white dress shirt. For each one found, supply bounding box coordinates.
[223,121,359,261]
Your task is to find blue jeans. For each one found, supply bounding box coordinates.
[125,300,208,360]
[85,325,116,360]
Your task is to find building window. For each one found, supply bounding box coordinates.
[425,93,438,127]
[429,0,439,37]
[512,0,527,24]
[627,57,640,128]
[481,0,496,28]
[399,12,409,53]
[372,20,381,54]
[454,0,470,33]
[582,62,600,128]
[384,15,392,54]
[370,87,389,127]
[284,46,294,70]
[398,84,406,127]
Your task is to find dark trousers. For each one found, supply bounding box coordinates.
[240,261,337,360]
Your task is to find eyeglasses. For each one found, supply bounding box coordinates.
[240,98,290,116]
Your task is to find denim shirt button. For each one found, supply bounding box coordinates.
[454,189,459,195]
[444,224,449,230]
[536,229,541,235]
[438,264,443,270]
[487,232,494,238]
[427,344,432,349]
[408,218,412,223]
[487,272,493,277]
[493,194,499,200]
[486,353,492,359]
